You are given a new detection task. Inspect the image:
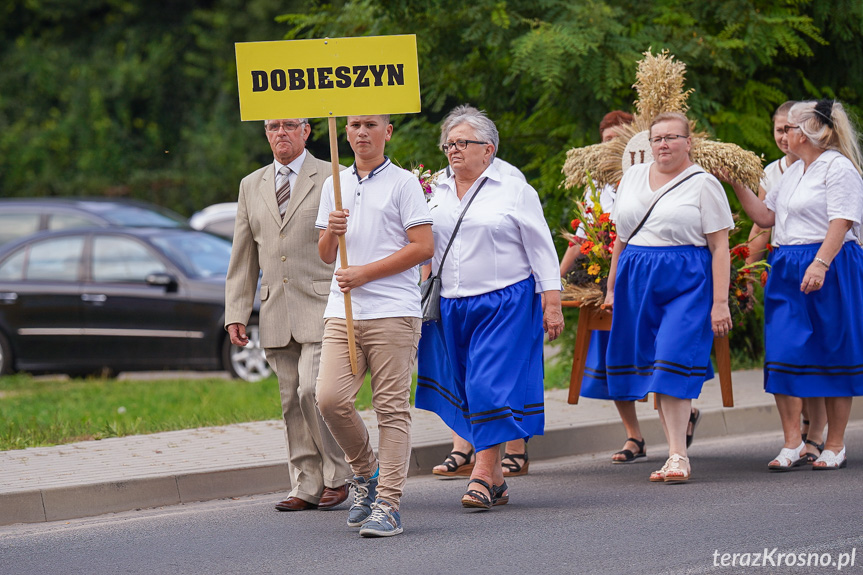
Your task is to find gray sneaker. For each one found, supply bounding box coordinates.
[359,499,402,537]
[346,474,378,527]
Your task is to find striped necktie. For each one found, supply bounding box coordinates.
[276,166,292,219]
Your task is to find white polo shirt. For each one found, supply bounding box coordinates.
[316,157,433,320]
[427,162,561,298]
[765,150,863,246]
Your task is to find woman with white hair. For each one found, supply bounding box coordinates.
[416,105,564,509]
[725,99,863,470]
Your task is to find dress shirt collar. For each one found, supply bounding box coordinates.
[274,149,307,177]
[806,149,838,170]
[439,160,503,196]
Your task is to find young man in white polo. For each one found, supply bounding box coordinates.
[315,115,433,537]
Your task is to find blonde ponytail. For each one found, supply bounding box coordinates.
[790,100,863,175]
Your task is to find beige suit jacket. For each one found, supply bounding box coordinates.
[225,151,339,347]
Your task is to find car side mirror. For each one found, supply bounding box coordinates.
[146,272,178,292]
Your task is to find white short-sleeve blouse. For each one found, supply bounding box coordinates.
[611,163,734,247]
[765,150,863,246]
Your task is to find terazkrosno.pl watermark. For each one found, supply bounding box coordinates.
[713,549,857,570]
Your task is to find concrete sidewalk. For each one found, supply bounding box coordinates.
[2,369,860,526]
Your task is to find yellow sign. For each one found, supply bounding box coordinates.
[235,35,420,120]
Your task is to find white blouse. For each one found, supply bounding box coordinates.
[612,163,734,247]
[427,163,561,298]
[765,150,863,246]
[761,156,790,194]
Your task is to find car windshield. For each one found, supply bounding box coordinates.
[151,231,232,279]
[85,203,187,227]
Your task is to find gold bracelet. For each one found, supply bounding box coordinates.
[814,257,830,269]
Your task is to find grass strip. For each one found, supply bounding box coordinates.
[0,346,758,450]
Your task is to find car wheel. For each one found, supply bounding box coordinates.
[0,330,13,376]
[223,323,272,382]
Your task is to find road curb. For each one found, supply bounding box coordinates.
[6,397,860,526]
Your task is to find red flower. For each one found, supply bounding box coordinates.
[598,213,611,224]
[731,245,750,260]
[760,270,768,287]
[570,218,581,230]
[580,241,595,255]
[568,241,575,247]
[766,244,774,253]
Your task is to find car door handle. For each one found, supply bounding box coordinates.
[0,292,17,304]
[81,294,107,303]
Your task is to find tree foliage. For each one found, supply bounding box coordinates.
[1,0,861,233]
[272,0,863,358]
[0,0,304,213]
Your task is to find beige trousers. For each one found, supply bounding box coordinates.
[267,341,351,504]
[316,317,421,509]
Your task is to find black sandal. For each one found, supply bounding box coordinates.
[686,408,701,448]
[801,419,810,443]
[501,451,529,477]
[803,438,824,464]
[433,449,475,478]
[612,437,646,464]
[461,478,493,510]
[492,481,509,506]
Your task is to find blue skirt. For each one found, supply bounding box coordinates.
[764,242,863,397]
[415,276,545,452]
[606,245,715,400]
[581,331,616,400]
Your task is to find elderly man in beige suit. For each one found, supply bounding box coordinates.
[225,118,350,512]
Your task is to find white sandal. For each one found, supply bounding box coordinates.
[767,442,806,471]
[649,463,668,482]
[813,447,847,470]
[662,454,691,483]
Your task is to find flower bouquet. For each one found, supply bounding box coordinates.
[728,240,770,325]
[561,177,615,307]
[410,164,438,202]
[562,175,771,319]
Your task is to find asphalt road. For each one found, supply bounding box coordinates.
[3,423,863,575]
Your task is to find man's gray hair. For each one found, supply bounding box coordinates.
[263,118,309,125]
[440,105,498,159]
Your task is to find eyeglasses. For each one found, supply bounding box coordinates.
[648,134,688,145]
[440,139,488,153]
[266,121,305,133]
[780,125,800,134]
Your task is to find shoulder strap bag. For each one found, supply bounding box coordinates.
[421,177,489,322]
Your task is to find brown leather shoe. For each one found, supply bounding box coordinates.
[274,497,317,512]
[318,485,349,510]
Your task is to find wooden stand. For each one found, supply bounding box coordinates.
[563,300,734,407]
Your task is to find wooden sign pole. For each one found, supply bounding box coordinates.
[328,116,358,374]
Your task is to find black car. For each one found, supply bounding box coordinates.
[0,197,189,247]
[0,227,269,381]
